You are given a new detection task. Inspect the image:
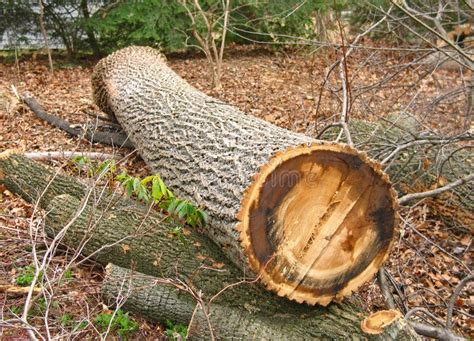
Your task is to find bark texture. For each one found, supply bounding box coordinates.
[92,46,399,305]
[0,153,419,339]
[320,114,473,227]
[103,264,420,340]
[0,151,86,208]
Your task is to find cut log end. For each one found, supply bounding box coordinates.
[361,310,403,334]
[238,143,399,305]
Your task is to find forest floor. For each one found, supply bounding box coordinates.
[0,44,472,339]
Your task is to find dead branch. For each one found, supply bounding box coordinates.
[0,285,42,296]
[21,93,134,149]
[409,322,465,341]
[24,151,118,161]
[391,0,473,65]
[379,4,473,70]
[398,173,474,205]
[446,273,474,330]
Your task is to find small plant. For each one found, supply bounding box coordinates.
[94,309,139,339]
[71,156,208,229]
[164,319,187,340]
[16,265,42,286]
[10,305,21,315]
[72,320,88,332]
[71,155,90,168]
[63,268,74,280]
[116,172,208,228]
[71,156,116,180]
[30,297,47,316]
[60,313,73,327]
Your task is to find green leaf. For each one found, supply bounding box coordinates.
[157,176,169,198]
[174,200,187,215]
[116,172,129,183]
[197,210,208,225]
[125,180,134,197]
[141,175,154,185]
[167,198,179,213]
[133,177,141,192]
[151,176,163,201]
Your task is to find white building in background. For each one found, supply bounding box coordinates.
[0,0,98,50]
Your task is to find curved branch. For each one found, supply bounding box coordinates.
[398,173,474,205]
[446,273,474,329]
[21,93,134,149]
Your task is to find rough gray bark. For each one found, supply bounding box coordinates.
[319,114,473,226]
[92,46,398,305]
[0,153,419,339]
[92,46,313,266]
[103,264,420,340]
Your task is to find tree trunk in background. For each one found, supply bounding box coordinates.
[0,153,419,340]
[92,46,399,305]
[38,0,54,74]
[80,0,101,58]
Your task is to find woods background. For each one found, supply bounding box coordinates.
[0,0,472,339]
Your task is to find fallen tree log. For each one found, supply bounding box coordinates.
[0,151,86,206]
[102,264,419,340]
[92,46,399,305]
[319,115,473,227]
[0,153,419,339]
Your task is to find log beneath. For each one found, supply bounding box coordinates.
[0,151,86,207]
[102,264,420,340]
[319,115,473,227]
[0,153,419,339]
[92,46,399,305]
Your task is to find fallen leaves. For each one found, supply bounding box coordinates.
[0,45,472,338]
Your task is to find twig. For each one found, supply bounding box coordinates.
[24,151,119,161]
[398,173,474,205]
[405,307,445,326]
[392,0,473,62]
[21,93,134,149]
[446,273,473,330]
[387,1,473,70]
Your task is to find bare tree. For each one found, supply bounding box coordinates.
[180,0,231,89]
[38,0,54,75]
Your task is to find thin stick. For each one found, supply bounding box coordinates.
[446,273,473,329]
[398,173,474,205]
[24,151,118,161]
[38,0,54,75]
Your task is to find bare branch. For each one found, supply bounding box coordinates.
[391,0,473,64]
[21,93,134,149]
[24,151,118,161]
[446,273,474,329]
[398,173,474,205]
